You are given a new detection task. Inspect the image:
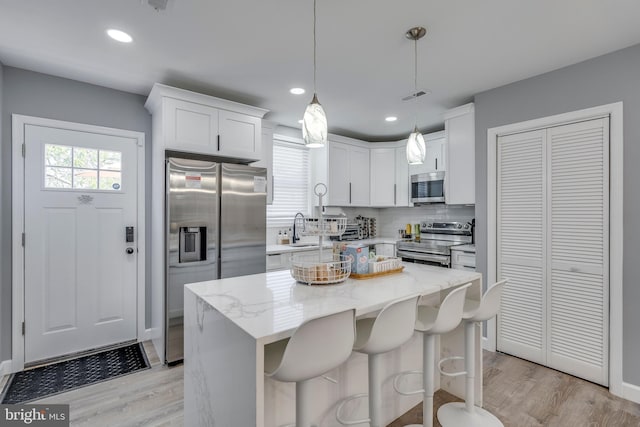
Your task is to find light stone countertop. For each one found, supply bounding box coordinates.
[185,262,481,345]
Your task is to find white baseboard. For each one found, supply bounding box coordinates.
[482,336,493,352]
[622,382,640,404]
[0,359,13,376]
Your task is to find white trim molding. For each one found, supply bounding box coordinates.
[622,382,640,405]
[486,102,624,396]
[11,115,146,373]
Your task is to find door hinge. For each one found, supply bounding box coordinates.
[22,322,25,335]
[22,143,25,157]
[22,233,25,247]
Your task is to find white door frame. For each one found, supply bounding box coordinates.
[11,114,146,373]
[485,102,623,396]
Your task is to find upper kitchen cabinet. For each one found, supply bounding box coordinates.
[327,141,370,206]
[252,120,274,204]
[145,83,268,161]
[443,103,475,205]
[408,131,446,176]
[370,144,409,207]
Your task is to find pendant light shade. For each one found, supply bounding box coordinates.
[406,126,426,165]
[302,0,327,147]
[302,93,327,147]
[405,26,427,164]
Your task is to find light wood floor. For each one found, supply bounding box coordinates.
[3,344,639,426]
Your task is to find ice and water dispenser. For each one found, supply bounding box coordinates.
[179,226,207,263]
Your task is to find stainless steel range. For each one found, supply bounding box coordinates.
[397,221,472,267]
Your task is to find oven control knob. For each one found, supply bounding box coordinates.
[457,224,462,229]
[464,224,469,229]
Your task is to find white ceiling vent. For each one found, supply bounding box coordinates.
[402,89,432,101]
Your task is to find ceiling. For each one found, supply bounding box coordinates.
[1,0,640,141]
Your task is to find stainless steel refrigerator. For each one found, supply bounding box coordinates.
[165,157,266,364]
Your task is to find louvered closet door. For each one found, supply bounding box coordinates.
[497,129,546,364]
[547,118,609,385]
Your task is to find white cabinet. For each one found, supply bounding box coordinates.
[408,131,446,176]
[146,83,268,161]
[327,141,370,206]
[370,146,409,207]
[444,103,475,205]
[451,248,475,271]
[266,249,320,272]
[252,121,274,204]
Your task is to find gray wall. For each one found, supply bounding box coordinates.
[0,67,152,361]
[474,43,640,385]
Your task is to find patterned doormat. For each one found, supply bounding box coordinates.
[0,343,150,404]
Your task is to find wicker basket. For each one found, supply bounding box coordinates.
[290,253,351,285]
[368,256,403,274]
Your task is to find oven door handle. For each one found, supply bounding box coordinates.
[397,250,450,265]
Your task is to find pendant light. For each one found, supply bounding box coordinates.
[302,0,328,147]
[405,27,427,165]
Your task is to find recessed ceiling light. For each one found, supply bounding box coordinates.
[385,116,398,122]
[107,29,133,43]
[290,88,306,95]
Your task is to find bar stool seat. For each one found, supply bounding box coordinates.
[395,283,472,427]
[336,294,421,427]
[265,308,356,427]
[437,279,508,427]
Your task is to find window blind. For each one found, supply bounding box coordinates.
[267,139,310,227]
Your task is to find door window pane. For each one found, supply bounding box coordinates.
[73,147,98,169]
[45,144,72,167]
[73,169,98,189]
[45,167,72,188]
[99,171,122,190]
[99,150,122,170]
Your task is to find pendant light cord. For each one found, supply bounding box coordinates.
[414,36,418,129]
[313,0,317,94]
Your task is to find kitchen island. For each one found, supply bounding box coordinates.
[184,263,483,427]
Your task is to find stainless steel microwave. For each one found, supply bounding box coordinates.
[411,172,445,204]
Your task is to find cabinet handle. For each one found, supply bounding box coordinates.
[217,134,220,151]
[349,182,352,204]
[462,251,475,254]
[271,175,274,199]
[394,184,397,205]
[435,158,438,170]
[463,265,475,269]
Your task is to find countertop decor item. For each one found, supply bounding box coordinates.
[405,26,427,165]
[302,0,328,148]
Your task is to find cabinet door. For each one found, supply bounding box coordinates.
[218,110,262,161]
[327,142,350,205]
[349,146,370,206]
[253,123,274,204]
[164,97,219,154]
[451,250,476,269]
[394,146,410,206]
[445,111,475,204]
[425,139,446,172]
[370,148,395,206]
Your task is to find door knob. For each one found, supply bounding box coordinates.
[126,247,135,254]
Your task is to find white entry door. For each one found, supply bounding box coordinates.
[23,124,139,364]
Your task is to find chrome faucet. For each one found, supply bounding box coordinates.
[292,212,305,244]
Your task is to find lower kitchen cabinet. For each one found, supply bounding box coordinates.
[451,247,475,271]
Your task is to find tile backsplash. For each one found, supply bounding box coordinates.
[267,204,475,244]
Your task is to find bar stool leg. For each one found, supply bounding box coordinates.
[369,353,383,427]
[437,321,504,427]
[296,379,313,427]
[423,333,435,427]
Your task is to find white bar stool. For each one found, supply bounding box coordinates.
[336,294,421,427]
[394,283,472,427]
[264,308,356,427]
[436,279,508,427]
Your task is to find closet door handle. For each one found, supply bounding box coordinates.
[349,183,352,204]
[394,184,397,205]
